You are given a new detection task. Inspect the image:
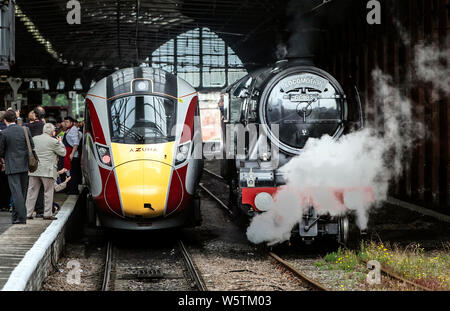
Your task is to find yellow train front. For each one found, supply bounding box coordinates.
[81,67,203,230]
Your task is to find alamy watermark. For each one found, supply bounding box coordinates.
[366,260,382,285]
[66,0,81,25]
[65,1,380,26]
[66,260,82,285]
[67,1,381,26]
[169,119,281,166]
[367,0,381,25]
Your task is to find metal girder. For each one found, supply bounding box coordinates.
[13,0,345,80]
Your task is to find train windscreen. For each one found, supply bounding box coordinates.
[109,95,176,144]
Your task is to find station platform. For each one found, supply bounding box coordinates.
[0,192,80,291]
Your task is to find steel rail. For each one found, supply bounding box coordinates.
[269,252,329,291]
[200,171,330,291]
[199,183,234,217]
[101,241,114,291]
[203,168,225,182]
[178,240,207,291]
[359,257,432,291]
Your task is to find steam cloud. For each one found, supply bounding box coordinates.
[246,15,449,246]
[414,41,450,99]
[393,18,450,98]
[246,69,417,246]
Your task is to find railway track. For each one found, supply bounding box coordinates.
[178,240,207,291]
[269,252,329,291]
[101,239,207,291]
[199,183,234,217]
[200,178,330,291]
[102,241,114,291]
[201,169,440,291]
[200,168,235,217]
[358,257,432,291]
[203,168,225,181]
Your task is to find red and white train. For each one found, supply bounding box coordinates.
[81,67,203,230]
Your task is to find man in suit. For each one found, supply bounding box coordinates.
[25,123,66,220]
[25,106,46,217]
[0,110,34,224]
[0,111,11,211]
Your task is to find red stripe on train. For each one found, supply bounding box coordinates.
[165,165,191,215]
[179,96,198,144]
[86,98,106,145]
[93,166,123,217]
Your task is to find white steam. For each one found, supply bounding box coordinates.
[393,18,449,98]
[246,18,448,246]
[246,69,418,246]
[414,41,450,99]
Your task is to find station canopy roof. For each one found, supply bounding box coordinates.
[13,0,354,80]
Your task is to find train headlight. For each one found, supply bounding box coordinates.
[96,145,112,166]
[133,80,150,92]
[254,192,274,212]
[175,141,191,165]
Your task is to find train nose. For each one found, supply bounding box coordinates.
[111,159,181,218]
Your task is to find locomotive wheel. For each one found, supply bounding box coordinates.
[338,216,349,246]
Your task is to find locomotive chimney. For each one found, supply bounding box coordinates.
[285,54,315,66]
[285,0,327,67]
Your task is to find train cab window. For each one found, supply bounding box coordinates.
[109,95,176,144]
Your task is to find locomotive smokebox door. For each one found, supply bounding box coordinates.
[299,206,318,237]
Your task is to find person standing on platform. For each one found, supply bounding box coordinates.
[63,116,80,195]
[0,110,34,224]
[76,119,83,188]
[26,106,45,136]
[25,123,66,220]
[56,118,67,182]
[25,106,46,218]
[0,111,7,131]
[0,111,11,211]
[27,110,36,124]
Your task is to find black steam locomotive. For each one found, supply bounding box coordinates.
[219,58,367,244]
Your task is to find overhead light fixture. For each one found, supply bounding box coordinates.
[15,5,59,60]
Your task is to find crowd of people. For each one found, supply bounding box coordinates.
[0,106,84,224]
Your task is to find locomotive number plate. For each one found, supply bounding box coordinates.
[289,94,318,102]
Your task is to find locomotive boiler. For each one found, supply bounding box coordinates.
[219,58,372,244]
[81,67,203,230]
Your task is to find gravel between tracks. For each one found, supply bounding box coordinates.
[188,240,309,291]
[286,257,365,291]
[112,245,194,291]
[41,243,104,291]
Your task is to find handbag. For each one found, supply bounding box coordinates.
[23,127,39,173]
